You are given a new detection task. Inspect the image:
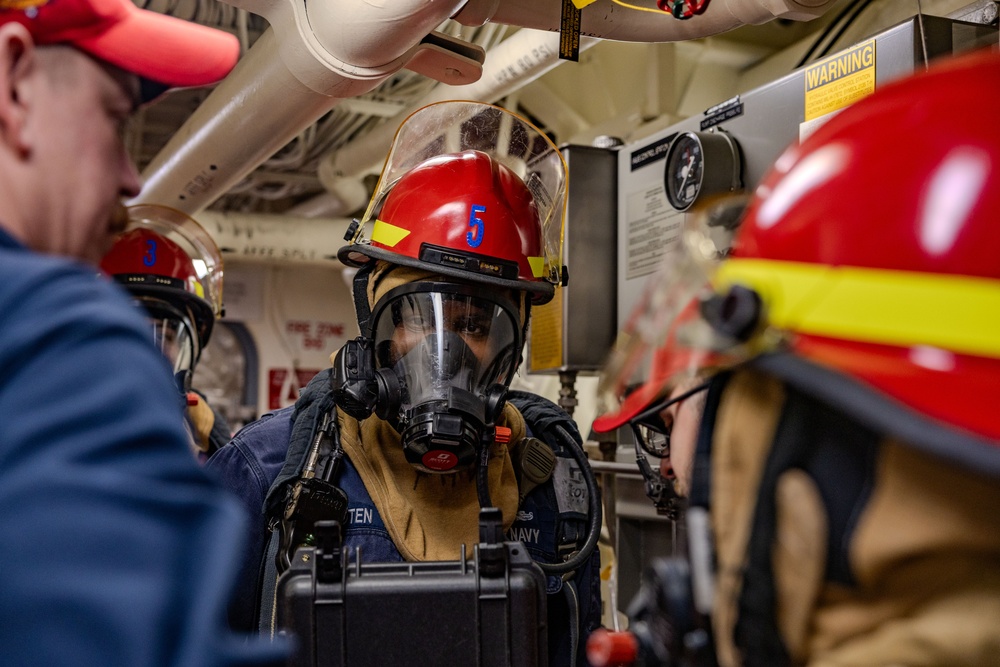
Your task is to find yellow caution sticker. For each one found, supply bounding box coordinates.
[370,219,411,247]
[804,39,876,122]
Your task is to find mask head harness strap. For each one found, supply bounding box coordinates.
[351,261,377,335]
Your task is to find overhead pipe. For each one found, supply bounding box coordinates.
[316,29,602,210]
[135,29,334,215]
[313,0,838,214]
[133,0,481,215]
[138,0,837,218]
[455,0,836,39]
[286,191,359,218]
[197,210,352,266]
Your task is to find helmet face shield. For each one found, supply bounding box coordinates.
[594,196,751,433]
[342,101,568,300]
[370,282,521,419]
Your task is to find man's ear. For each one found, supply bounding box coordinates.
[0,23,37,158]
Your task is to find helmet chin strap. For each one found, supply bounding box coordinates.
[352,261,376,335]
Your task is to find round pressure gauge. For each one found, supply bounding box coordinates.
[663,130,743,211]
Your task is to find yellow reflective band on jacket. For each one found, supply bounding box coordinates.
[715,258,1000,359]
[371,219,411,247]
[528,257,545,278]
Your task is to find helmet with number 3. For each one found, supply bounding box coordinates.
[100,205,222,389]
[339,101,567,304]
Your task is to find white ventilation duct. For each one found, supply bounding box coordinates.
[317,29,601,204]
[320,0,839,185]
[135,0,837,217]
[455,0,835,38]
[197,210,352,266]
[134,0,479,215]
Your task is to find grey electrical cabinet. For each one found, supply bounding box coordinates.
[615,14,998,331]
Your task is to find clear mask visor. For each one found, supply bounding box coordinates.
[370,284,521,415]
[151,316,197,378]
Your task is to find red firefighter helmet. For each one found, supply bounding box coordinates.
[724,49,1000,444]
[100,205,222,355]
[597,50,1000,463]
[339,101,567,304]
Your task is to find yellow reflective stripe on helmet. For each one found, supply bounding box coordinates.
[716,258,1000,359]
[528,257,545,278]
[371,219,411,247]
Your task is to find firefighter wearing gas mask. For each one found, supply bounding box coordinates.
[101,204,230,458]
[590,51,1000,667]
[206,101,602,666]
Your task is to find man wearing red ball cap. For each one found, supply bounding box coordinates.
[0,2,283,665]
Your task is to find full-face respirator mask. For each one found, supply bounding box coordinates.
[332,281,522,473]
[138,296,202,396]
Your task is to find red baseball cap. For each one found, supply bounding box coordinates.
[1,0,239,98]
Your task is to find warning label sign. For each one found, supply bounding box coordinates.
[625,187,682,281]
[804,39,876,121]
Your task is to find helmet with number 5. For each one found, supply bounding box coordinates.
[339,101,567,304]
[333,101,569,473]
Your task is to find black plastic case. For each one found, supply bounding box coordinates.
[276,537,549,667]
